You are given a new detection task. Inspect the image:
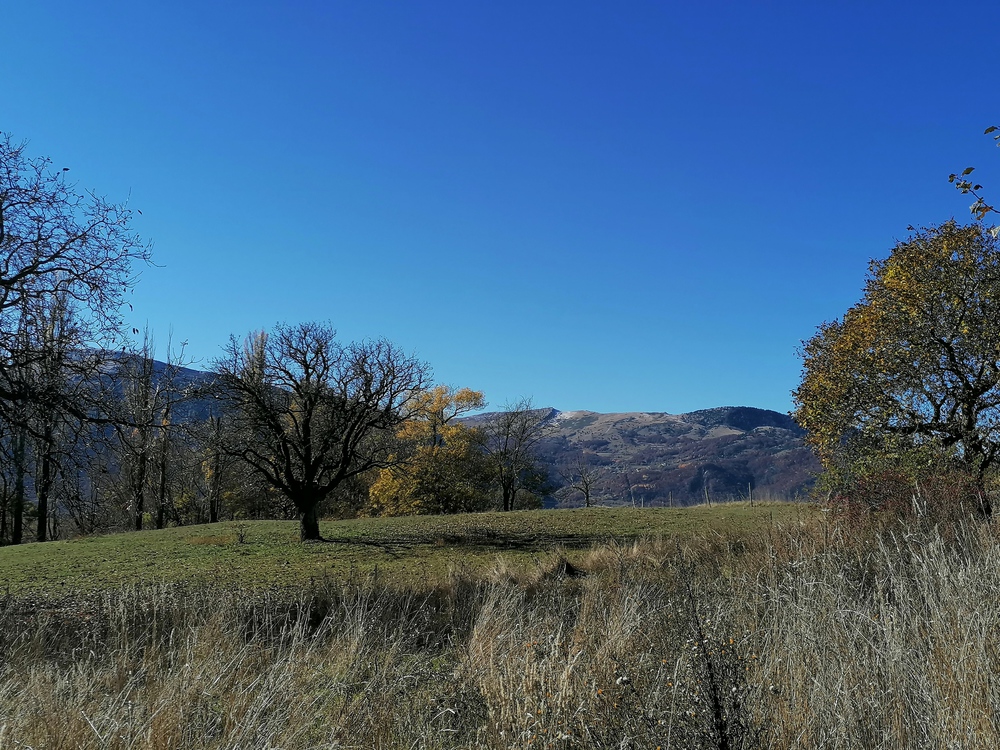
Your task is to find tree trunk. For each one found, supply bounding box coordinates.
[209,449,222,523]
[155,450,168,530]
[0,484,6,544]
[300,503,321,541]
[502,485,514,512]
[11,427,25,545]
[155,406,174,529]
[35,424,55,543]
[133,447,148,531]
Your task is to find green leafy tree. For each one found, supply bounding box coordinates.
[793,222,1000,512]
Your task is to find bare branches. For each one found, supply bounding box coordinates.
[478,398,552,511]
[0,136,151,340]
[0,134,152,424]
[213,322,429,540]
[559,454,599,508]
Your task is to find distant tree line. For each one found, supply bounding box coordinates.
[0,134,555,544]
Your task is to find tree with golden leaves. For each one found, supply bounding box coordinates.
[793,222,1000,511]
[368,386,490,515]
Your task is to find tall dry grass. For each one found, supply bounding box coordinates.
[3,516,1000,748]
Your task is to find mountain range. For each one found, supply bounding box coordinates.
[523,406,818,507]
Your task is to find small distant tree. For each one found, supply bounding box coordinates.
[4,288,109,541]
[112,331,187,531]
[213,322,429,540]
[24,292,90,541]
[479,398,551,511]
[202,415,228,523]
[793,222,1000,514]
[560,453,599,508]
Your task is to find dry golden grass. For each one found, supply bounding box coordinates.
[2,512,999,748]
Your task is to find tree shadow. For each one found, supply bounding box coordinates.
[307,536,405,557]
[312,528,605,556]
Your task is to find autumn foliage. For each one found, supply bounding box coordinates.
[367,386,492,515]
[793,222,1000,512]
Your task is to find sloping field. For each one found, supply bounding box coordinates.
[0,502,809,593]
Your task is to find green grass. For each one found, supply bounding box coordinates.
[0,502,810,593]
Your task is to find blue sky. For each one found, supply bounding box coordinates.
[4,1,999,414]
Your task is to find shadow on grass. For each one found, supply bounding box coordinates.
[308,536,405,557]
[315,528,608,556]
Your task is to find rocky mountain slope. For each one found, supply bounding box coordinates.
[528,406,818,507]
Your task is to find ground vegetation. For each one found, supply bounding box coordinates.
[3,506,1000,748]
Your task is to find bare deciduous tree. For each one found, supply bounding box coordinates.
[213,322,429,540]
[113,331,188,531]
[560,453,599,508]
[479,398,551,512]
[0,134,151,542]
[0,135,150,407]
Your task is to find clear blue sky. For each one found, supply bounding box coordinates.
[4,1,998,414]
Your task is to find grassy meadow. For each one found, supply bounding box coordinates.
[4,502,1000,748]
[0,503,806,593]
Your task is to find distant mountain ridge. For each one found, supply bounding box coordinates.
[471,406,818,507]
[135,356,818,507]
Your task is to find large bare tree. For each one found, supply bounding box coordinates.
[213,322,429,540]
[0,134,151,542]
[0,135,150,376]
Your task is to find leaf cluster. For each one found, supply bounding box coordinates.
[949,125,1000,230]
[368,386,492,515]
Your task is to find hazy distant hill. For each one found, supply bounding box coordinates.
[474,406,818,507]
[98,353,220,422]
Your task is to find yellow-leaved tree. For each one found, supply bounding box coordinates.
[367,386,491,516]
[793,221,1000,515]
